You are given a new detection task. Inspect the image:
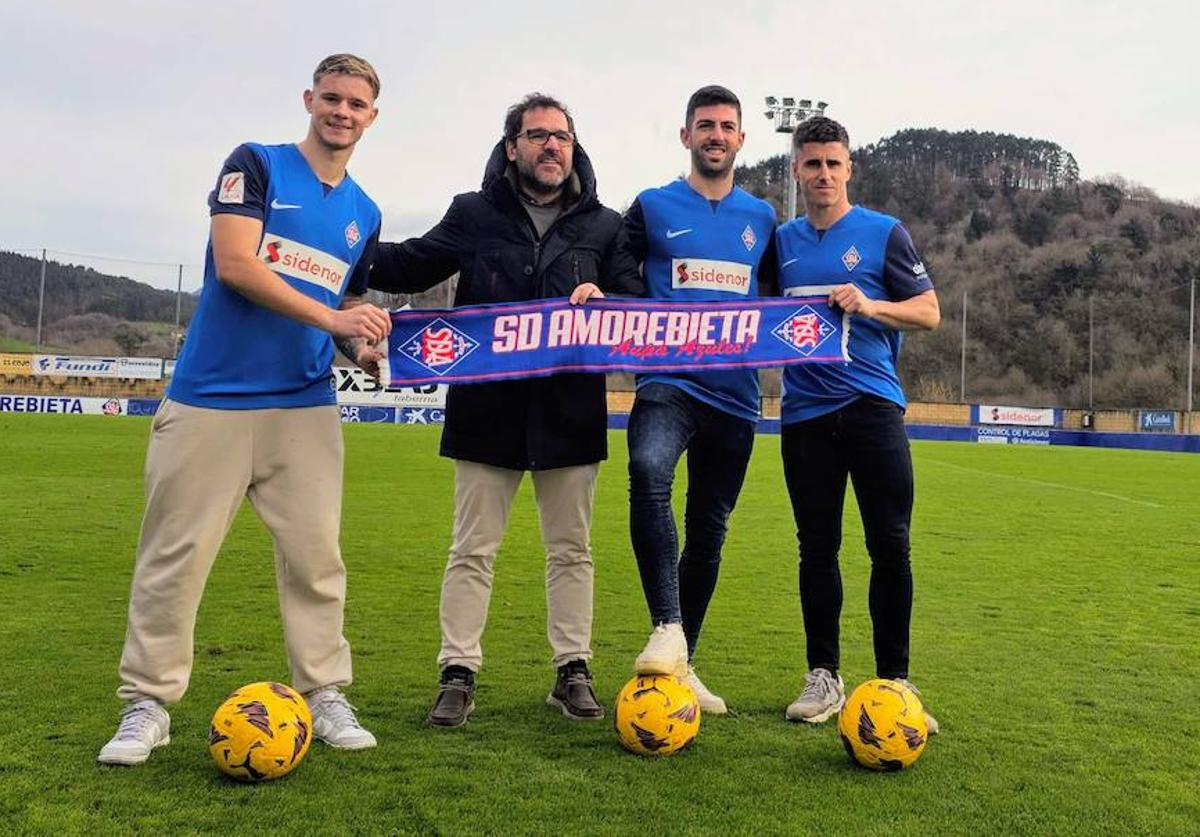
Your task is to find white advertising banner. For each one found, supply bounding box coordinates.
[117,357,164,379]
[333,366,446,407]
[32,355,162,380]
[33,355,119,377]
[978,405,1055,426]
[0,394,129,415]
[976,426,1052,445]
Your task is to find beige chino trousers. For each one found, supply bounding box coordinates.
[438,460,599,672]
[117,399,351,704]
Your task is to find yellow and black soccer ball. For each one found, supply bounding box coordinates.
[614,674,700,757]
[208,681,312,782]
[838,679,928,771]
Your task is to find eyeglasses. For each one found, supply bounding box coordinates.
[515,128,575,146]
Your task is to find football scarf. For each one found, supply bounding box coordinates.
[384,297,849,387]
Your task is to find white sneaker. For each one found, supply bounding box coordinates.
[895,678,940,736]
[681,666,727,715]
[786,668,845,723]
[97,699,170,765]
[634,623,688,676]
[306,687,377,749]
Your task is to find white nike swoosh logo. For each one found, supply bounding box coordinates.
[271,198,303,210]
[665,228,693,239]
[780,258,799,268]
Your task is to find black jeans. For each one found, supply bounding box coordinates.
[627,383,755,659]
[781,396,914,679]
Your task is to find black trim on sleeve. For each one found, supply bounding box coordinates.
[598,222,646,297]
[757,229,780,297]
[622,198,649,264]
[345,223,380,297]
[207,144,269,220]
[882,223,934,300]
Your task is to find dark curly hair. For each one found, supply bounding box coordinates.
[503,93,575,143]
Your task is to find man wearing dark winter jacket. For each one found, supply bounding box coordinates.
[368,93,643,728]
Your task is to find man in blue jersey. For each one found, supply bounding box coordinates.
[775,116,941,733]
[99,55,390,765]
[624,85,777,714]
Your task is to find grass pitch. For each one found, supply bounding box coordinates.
[0,414,1197,835]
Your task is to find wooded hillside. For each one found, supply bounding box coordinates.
[736,129,1199,408]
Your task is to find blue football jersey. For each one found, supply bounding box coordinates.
[776,205,933,424]
[624,179,777,421]
[169,143,380,409]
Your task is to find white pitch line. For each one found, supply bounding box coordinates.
[917,457,1164,509]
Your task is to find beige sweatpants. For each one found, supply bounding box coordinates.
[116,399,351,704]
[438,460,599,672]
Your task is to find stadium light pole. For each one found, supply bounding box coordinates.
[763,97,829,220]
[960,289,967,402]
[1088,294,1094,411]
[35,248,47,351]
[173,264,183,359]
[1188,275,1195,433]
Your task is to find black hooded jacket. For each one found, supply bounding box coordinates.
[369,141,643,470]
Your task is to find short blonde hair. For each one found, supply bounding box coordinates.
[313,54,380,99]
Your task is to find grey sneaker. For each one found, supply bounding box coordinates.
[634,623,688,676]
[98,699,170,765]
[306,687,377,749]
[895,678,940,735]
[786,668,845,723]
[681,666,727,715]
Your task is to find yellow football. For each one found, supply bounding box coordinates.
[838,679,928,771]
[614,674,700,757]
[208,681,312,781]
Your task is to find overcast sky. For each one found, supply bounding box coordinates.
[2,0,1196,290]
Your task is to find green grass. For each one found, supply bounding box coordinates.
[0,336,41,352]
[1,415,1198,835]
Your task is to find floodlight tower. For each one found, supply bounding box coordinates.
[763,97,829,220]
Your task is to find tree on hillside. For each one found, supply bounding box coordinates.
[113,322,149,356]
